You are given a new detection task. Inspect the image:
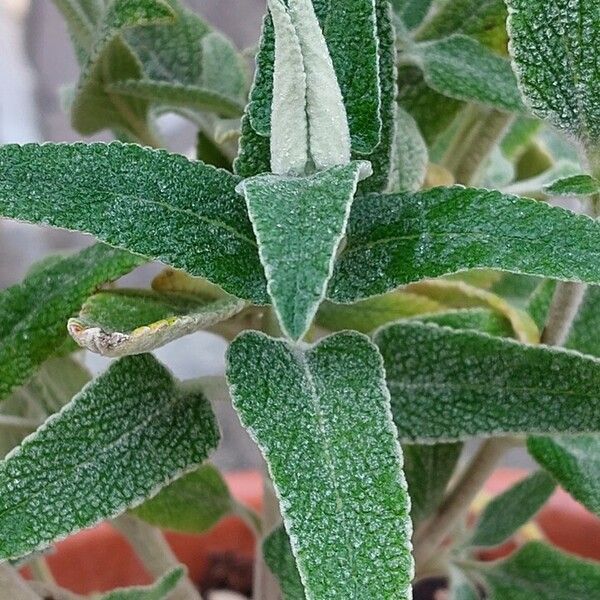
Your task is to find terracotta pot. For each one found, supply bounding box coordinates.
[21,468,600,594]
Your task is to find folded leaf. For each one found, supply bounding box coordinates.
[99,568,185,600]
[473,542,600,599]
[0,142,268,303]
[410,35,524,113]
[545,174,600,197]
[239,162,370,340]
[469,471,555,548]
[0,244,142,402]
[528,435,600,517]
[390,106,428,192]
[68,289,246,357]
[263,525,306,600]
[506,0,600,149]
[404,442,463,527]
[375,321,600,441]
[0,354,219,560]
[328,187,600,303]
[0,356,90,459]
[133,464,255,533]
[227,331,413,600]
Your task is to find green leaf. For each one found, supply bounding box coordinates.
[545,174,600,197]
[227,331,413,600]
[133,464,250,533]
[375,320,600,441]
[416,308,515,337]
[328,187,600,303]
[52,0,103,56]
[474,542,600,599]
[410,35,525,113]
[68,289,246,357]
[239,162,370,340]
[70,0,175,137]
[566,285,600,357]
[0,356,91,458]
[393,0,434,30]
[263,525,306,600]
[404,442,463,526]
[506,0,600,149]
[0,142,268,304]
[469,470,555,548]
[390,106,428,192]
[0,353,219,561]
[524,279,557,331]
[0,244,142,402]
[528,435,600,517]
[316,292,445,334]
[106,80,245,118]
[99,567,185,600]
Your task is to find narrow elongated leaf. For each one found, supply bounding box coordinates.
[52,0,101,56]
[416,308,514,337]
[475,542,600,599]
[0,356,90,458]
[100,568,185,600]
[263,525,306,600]
[469,471,555,548]
[506,0,600,149]
[0,143,268,303]
[0,354,219,560]
[375,321,600,441]
[133,464,252,533]
[404,443,462,526]
[528,435,600,517]
[239,162,370,340]
[410,35,524,113]
[227,331,413,600]
[545,174,600,197]
[68,289,246,357]
[329,187,600,303]
[390,106,428,192]
[0,244,142,402]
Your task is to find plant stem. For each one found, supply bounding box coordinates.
[413,437,517,567]
[113,514,202,600]
[29,557,55,586]
[540,281,587,346]
[0,564,40,600]
[253,476,282,600]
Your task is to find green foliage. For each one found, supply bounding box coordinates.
[0,244,142,402]
[99,568,185,600]
[375,321,600,441]
[391,106,429,192]
[0,354,219,560]
[468,471,555,548]
[68,288,246,356]
[0,142,267,303]
[240,162,369,339]
[263,525,306,600]
[329,187,600,303]
[227,331,413,599]
[545,174,600,197]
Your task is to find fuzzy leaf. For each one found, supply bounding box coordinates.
[469,471,555,548]
[528,435,600,517]
[0,142,268,304]
[99,568,185,600]
[0,244,142,402]
[390,106,428,192]
[506,0,600,149]
[52,0,103,56]
[404,443,462,527]
[475,542,600,599]
[68,289,246,357]
[545,174,600,197]
[239,162,370,340]
[393,0,434,30]
[328,187,600,303]
[566,285,600,358]
[0,356,91,458]
[263,525,306,600]
[227,331,413,600]
[0,354,219,561]
[133,464,248,533]
[411,35,524,113]
[375,320,600,441]
[415,308,515,337]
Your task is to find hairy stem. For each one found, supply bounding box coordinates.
[0,564,40,600]
[413,437,518,567]
[541,282,587,346]
[113,514,202,600]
